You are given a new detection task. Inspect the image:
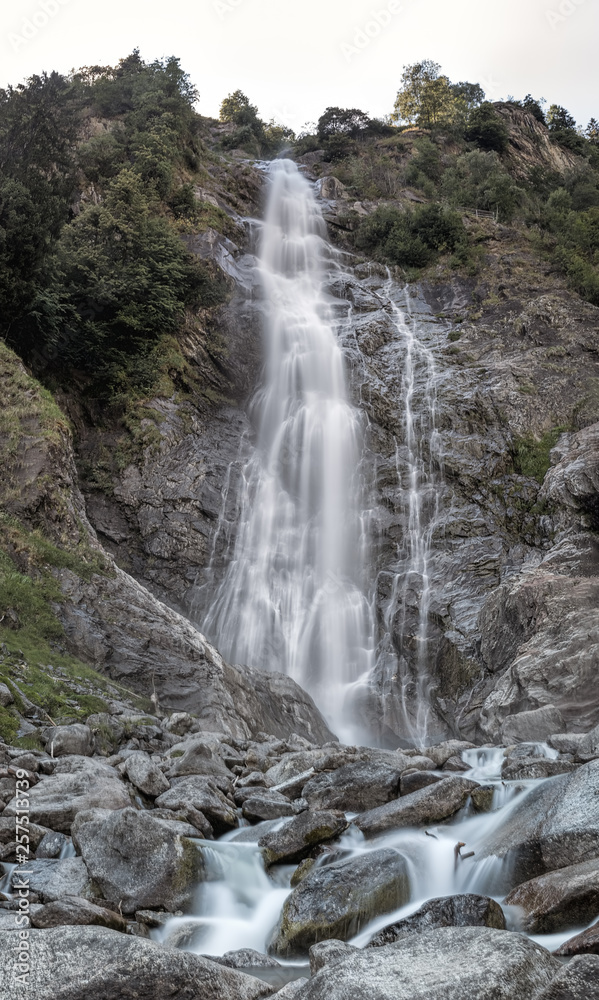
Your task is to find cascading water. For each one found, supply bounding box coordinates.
[204,160,373,738]
[383,284,443,745]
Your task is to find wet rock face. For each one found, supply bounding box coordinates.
[367,894,506,946]
[504,858,599,933]
[534,955,599,1000]
[292,926,560,1000]
[268,849,411,957]
[354,776,478,838]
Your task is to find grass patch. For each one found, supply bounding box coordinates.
[512,427,569,483]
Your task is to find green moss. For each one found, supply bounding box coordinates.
[512,427,569,483]
[0,705,19,744]
[448,330,463,342]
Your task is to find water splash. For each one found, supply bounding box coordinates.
[204,160,374,738]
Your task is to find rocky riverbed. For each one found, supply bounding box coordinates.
[1,700,599,999]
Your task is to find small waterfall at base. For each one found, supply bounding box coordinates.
[204,160,374,740]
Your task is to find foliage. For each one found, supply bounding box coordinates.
[465,103,509,153]
[219,89,294,155]
[354,203,466,269]
[547,104,585,154]
[441,150,523,220]
[512,428,568,483]
[393,61,484,130]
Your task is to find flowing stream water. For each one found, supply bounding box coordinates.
[155,745,588,973]
[204,160,374,738]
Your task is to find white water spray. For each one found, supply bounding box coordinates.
[204,161,373,736]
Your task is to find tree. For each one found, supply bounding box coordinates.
[441,150,523,220]
[547,105,585,153]
[317,107,372,140]
[465,103,509,153]
[586,119,599,145]
[451,81,485,123]
[521,94,546,123]
[392,60,441,125]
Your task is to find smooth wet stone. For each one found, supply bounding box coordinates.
[367,894,506,946]
[505,858,599,933]
[555,922,599,956]
[2,756,131,833]
[276,981,310,999]
[355,776,478,838]
[30,894,128,931]
[501,706,566,744]
[35,831,70,859]
[268,849,411,957]
[534,955,599,999]
[124,751,170,797]
[478,760,599,881]
[0,926,273,999]
[75,807,204,914]
[548,733,587,755]
[291,927,559,1000]
[260,810,348,866]
[166,740,234,784]
[400,770,443,795]
[301,761,403,812]
[424,741,477,768]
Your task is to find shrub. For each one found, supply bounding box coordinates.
[441,150,523,220]
[465,103,509,153]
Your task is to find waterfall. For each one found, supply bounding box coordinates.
[204,160,374,738]
[383,284,443,746]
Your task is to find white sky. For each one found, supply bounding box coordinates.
[0,0,596,133]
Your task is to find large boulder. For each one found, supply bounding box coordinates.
[241,790,301,822]
[30,895,128,931]
[75,807,204,914]
[124,752,170,798]
[477,761,599,882]
[367,894,505,946]
[45,724,94,757]
[0,926,272,1000]
[504,858,599,932]
[259,810,348,866]
[2,756,131,833]
[555,922,599,957]
[291,927,559,1000]
[10,857,91,902]
[301,761,403,812]
[501,706,565,744]
[355,776,478,838]
[166,740,233,783]
[155,775,237,834]
[534,955,599,999]
[268,849,410,957]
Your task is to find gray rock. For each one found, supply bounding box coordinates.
[367,894,506,946]
[0,926,272,999]
[209,948,281,969]
[75,806,204,914]
[259,810,348,866]
[500,758,576,781]
[35,831,70,859]
[502,706,566,745]
[309,940,358,974]
[11,857,91,902]
[242,790,300,822]
[30,894,128,931]
[155,775,237,834]
[424,741,476,768]
[555,922,599,956]
[549,733,587,755]
[291,927,559,1000]
[580,722,599,756]
[124,752,170,797]
[477,760,599,882]
[301,761,403,813]
[504,857,599,932]
[534,955,599,999]
[167,740,233,784]
[3,756,131,833]
[355,776,479,838]
[268,849,411,957]
[0,682,14,707]
[0,816,48,850]
[275,981,310,999]
[400,770,443,795]
[46,723,94,757]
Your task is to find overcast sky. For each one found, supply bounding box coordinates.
[1,0,596,133]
